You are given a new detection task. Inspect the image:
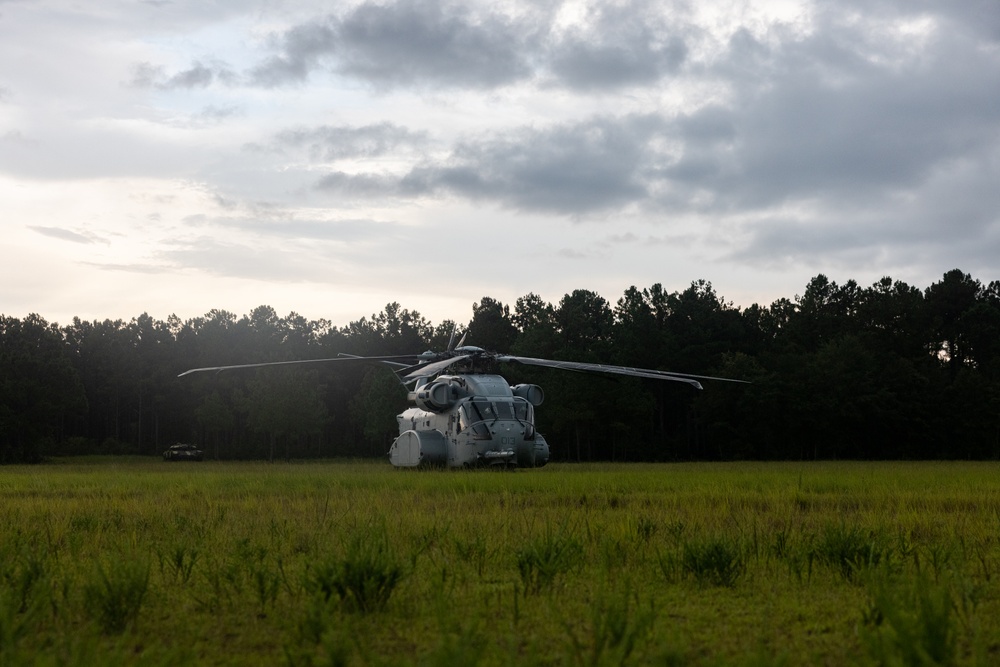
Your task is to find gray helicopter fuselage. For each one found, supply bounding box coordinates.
[388,374,549,468]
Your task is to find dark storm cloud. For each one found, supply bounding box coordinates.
[272,122,428,160]
[252,0,539,88]
[315,115,664,214]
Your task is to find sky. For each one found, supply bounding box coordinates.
[1,0,998,329]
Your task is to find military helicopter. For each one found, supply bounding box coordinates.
[179,330,745,468]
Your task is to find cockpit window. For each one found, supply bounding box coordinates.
[495,401,514,420]
[459,401,493,440]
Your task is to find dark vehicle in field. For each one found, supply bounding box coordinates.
[163,443,204,462]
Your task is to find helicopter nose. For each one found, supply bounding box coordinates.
[490,419,526,441]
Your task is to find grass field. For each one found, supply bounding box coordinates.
[1,459,999,665]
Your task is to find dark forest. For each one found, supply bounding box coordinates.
[2,269,999,464]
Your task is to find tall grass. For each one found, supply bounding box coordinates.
[566,587,654,666]
[0,459,998,664]
[306,532,405,613]
[811,522,888,580]
[680,535,746,587]
[516,526,583,594]
[861,572,960,665]
[82,557,150,634]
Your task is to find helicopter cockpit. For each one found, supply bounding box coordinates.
[456,396,536,441]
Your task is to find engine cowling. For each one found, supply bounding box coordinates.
[511,384,544,406]
[413,381,456,412]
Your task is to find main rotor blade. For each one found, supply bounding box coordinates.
[496,355,750,390]
[400,354,470,381]
[178,354,419,377]
[337,352,412,369]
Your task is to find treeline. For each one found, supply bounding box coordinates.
[2,269,999,464]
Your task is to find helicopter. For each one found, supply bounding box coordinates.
[179,331,746,468]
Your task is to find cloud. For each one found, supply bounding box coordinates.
[545,1,690,91]
[6,0,999,326]
[606,231,694,248]
[331,0,539,88]
[251,0,698,91]
[546,35,687,91]
[315,171,403,198]
[726,150,1000,273]
[199,105,241,122]
[315,114,665,214]
[130,60,236,89]
[172,192,404,246]
[81,261,171,274]
[651,6,1000,226]
[186,213,400,244]
[157,237,341,283]
[283,3,994,226]
[833,0,1000,46]
[272,122,428,160]
[556,247,591,260]
[0,130,34,148]
[29,226,108,245]
[251,20,338,87]
[251,1,539,89]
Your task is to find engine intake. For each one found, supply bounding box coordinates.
[511,384,544,406]
[412,381,456,412]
